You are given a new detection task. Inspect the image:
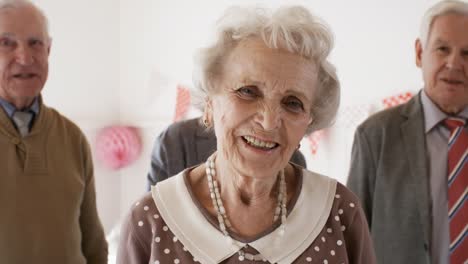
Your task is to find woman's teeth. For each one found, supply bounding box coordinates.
[243,135,277,149]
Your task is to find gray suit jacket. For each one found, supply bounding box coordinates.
[147,118,307,190]
[347,93,432,264]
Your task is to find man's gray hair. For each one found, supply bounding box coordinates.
[419,0,468,47]
[193,6,340,133]
[0,0,50,39]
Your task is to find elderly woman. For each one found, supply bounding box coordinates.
[118,6,376,264]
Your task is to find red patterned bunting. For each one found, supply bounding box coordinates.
[173,85,191,122]
[382,91,414,109]
[307,130,325,155]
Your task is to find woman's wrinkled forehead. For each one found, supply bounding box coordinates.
[220,38,318,93]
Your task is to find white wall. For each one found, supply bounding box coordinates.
[31,0,447,234]
[36,0,120,233]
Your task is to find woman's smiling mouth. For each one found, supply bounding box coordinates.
[242,135,279,150]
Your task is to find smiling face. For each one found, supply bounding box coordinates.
[416,13,468,114]
[207,38,316,179]
[0,5,50,109]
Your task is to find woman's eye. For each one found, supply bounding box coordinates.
[237,86,258,98]
[283,97,304,112]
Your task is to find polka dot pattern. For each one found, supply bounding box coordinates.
[126,182,363,264]
[298,184,362,264]
[128,195,201,263]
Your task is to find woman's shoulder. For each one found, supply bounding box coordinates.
[122,192,161,236]
[118,190,199,263]
[334,182,361,207]
[329,182,366,228]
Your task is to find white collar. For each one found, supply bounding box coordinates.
[152,169,337,264]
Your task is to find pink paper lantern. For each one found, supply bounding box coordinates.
[96,126,142,170]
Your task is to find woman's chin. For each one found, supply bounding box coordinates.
[233,140,286,176]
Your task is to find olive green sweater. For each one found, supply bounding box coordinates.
[0,98,108,264]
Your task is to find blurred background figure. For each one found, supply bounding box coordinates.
[0,0,107,263]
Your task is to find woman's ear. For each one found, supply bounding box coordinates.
[203,98,213,127]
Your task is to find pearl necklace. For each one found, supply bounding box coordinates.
[205,152,287,262]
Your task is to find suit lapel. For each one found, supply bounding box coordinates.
[400,93,431,246]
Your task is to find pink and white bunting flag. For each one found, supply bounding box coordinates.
[307,130,325,156]
[382,91,414,109]
[173,85,191,122]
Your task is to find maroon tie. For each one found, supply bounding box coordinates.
[444,117,467,264]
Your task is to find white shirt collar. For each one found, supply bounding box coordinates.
[421,90,468,133]
[152,169,337,264]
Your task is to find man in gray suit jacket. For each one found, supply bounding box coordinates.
[147,118,307,190]
[347,1,468,263]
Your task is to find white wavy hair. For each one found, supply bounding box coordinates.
[0,0,50,40]
[419,0,468,47]
[192,5,340,133]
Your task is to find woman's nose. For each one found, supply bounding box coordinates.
[256,104,282,131]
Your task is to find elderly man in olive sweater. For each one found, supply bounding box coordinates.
[0,1,108,263]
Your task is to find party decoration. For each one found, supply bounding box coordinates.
[382,91,414,109]
[307,130,325,155]
[336,104,373,129]
[96,126,142,170]
[173,85,191,122]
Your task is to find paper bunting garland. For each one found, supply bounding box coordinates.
[173,85,191,122]
[307,130,325,155]
[336,104,373,129]
[304,90,415,155]
[382,91,414,109]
